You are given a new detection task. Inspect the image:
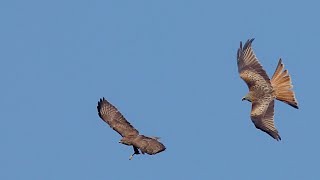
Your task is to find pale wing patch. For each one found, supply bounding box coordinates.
[237,39,270,84]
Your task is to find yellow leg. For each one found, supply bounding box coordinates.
[129,153,134,160]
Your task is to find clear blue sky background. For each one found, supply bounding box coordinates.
[1,0,319,179]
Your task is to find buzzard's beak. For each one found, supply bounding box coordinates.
[242,97,245,101]
[118,141,121,143]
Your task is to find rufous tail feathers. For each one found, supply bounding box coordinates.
[271,59,299,109]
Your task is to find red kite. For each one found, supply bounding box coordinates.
[237,39,299,140]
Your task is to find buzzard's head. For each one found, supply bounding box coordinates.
[119,137,133,146]
[242,94,252,102]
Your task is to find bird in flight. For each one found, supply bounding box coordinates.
[237,39,299,140]
[97,97,166,159]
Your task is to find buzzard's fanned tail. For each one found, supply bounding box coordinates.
[132,135,166,155]
[271,59,299,109]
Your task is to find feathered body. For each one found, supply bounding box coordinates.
[237,39,298,140]
[97,98,165,159]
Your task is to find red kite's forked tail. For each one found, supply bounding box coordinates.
[271,59,299,109]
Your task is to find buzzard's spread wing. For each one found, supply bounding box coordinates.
[97,98,139,137]
[251,100,281,140]
[133,135,166,155]
[237,39,271,89]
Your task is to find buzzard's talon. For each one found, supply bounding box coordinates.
[129,150,139,160]
[129,152,139,160]
[129,153,135,160]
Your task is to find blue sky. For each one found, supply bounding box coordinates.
[1,0,319,179]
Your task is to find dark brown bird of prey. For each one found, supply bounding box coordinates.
[237,39,299,141]
[97,97,166,159]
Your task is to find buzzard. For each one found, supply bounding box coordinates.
[97,98,166,159]
[237,39,299,140]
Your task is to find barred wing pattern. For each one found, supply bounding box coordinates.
[237,38,271,88]
[251,100,281,140]
[97,98,139,137]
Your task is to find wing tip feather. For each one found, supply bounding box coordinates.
[238,38,255,61]
[97,97,106,109]
[243,38,255,50]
